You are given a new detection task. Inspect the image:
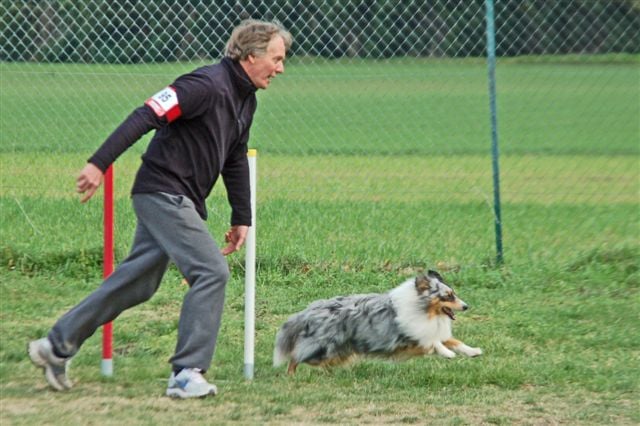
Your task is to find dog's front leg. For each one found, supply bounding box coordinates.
[444,338,483,357]
[433,341,456,358]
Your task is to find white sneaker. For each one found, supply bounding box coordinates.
[28,338,72,391]
[166,368,217,399]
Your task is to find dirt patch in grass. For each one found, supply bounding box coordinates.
[2,386,637,425]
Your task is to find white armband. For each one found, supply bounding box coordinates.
[145,86,181,122]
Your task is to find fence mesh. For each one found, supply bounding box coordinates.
[1,0,638,273]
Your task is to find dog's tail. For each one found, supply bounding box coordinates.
[272,329,290,368]
[273,319,304,367]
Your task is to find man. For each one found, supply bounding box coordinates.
[28,19,292,399]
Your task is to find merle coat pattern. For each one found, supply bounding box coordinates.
[273,270,482,374]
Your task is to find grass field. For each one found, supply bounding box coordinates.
[1,57,639,424]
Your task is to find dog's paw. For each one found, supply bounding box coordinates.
[440,350,457,359]
[467,347,482,357]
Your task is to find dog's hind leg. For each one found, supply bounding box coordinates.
[443,338,482,357]
[287,360,298,375]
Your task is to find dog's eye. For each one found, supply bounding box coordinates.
[444,293,456,302]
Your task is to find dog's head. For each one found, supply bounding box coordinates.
[415,270,468,320]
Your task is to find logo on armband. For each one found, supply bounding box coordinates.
[145,86,182,122]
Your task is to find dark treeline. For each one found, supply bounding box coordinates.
[2,0,638,63]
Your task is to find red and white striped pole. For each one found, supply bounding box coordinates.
[102,165,114,376]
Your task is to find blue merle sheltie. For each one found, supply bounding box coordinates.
[273,270,482,374]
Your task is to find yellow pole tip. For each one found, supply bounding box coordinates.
[247,149,257,157]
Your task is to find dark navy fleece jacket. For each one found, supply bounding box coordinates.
[89,57,256,224]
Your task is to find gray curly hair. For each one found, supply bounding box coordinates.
[225,19,293,61]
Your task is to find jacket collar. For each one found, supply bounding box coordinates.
[221,57,257,97]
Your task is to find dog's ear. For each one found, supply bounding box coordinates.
[427,269,445,283]
[415,274,431,294]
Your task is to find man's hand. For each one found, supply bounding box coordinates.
[221,225,249,255]
[76,163,104,203]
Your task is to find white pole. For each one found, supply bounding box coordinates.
[101,359,113,377]
[244,149,257,380]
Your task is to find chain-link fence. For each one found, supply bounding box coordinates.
[1,0,638,273]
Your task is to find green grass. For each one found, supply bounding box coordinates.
[1,57,639,424]
[1,249,638,424]
[1,153,638,423]
[2,153,637,273]
[1,56,638,156]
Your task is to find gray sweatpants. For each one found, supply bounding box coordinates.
[48,192,229,371]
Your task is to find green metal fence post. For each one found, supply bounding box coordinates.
[485,0,504,265]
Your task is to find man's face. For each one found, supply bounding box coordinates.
[242,35,286,90]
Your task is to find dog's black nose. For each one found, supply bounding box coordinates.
[462,304,469,311]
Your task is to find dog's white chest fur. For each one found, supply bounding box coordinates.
[389,279,453,347]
